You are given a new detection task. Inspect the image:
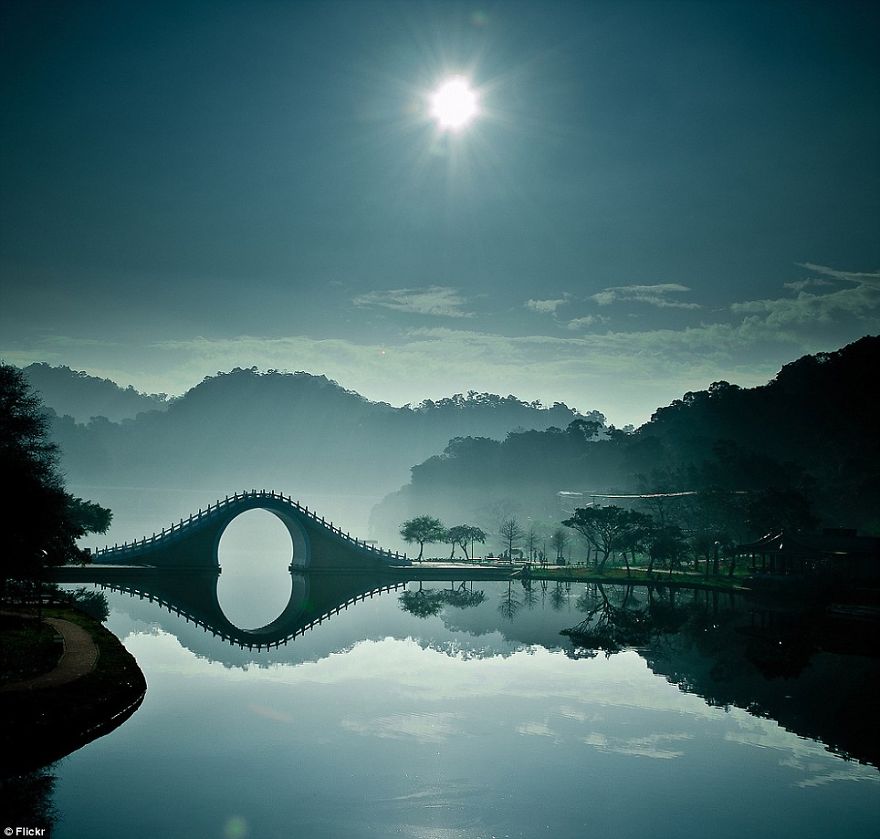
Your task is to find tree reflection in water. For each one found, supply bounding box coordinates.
[498,580,522,621]
[565,584,653,655]
[562,583,880,766]
[398,580,487,619]
[520,578,539,611]
[0,765,58,835]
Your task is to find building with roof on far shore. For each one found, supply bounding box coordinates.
[738,529,880,583]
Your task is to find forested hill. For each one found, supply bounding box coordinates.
[644,335,877,475]
[370,336,880,543]
[21,363,169,422]
[44,366,596,498]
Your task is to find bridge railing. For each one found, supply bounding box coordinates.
[94,489,407,562]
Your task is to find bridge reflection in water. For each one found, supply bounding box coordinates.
[56,490,417,649]
[58,567,406,650]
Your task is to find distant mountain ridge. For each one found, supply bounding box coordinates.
[40,366,597,528]
[21,363,169,422]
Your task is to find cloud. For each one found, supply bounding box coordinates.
[783,279,833,292]
[341,712,460,744]
[730,282,879,327]
[796,262,880,288]
[724,717,880,789]
[590,284,700,310]
[515,721,557,739]
[525,296,568,315]
[582,731,692,760]
[9,270,878,428]
[352,286,473,318]
[566,315,609,330]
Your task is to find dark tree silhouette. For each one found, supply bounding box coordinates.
[0,364,112,594]
[550,528,569,564]
[499,517,524,561]
[745,487,818,538]
[647,524,688,575]
[524,526,540,562]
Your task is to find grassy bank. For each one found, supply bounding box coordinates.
[0,605,146,774]
[525,565,751,591]
[0,613,62,682]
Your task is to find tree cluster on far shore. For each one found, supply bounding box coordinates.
[399,515,486,561]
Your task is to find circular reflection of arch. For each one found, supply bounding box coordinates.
[217,509,299,631]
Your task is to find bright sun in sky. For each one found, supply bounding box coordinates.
[429,76,479,131]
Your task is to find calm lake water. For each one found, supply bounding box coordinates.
[44,562,880,839]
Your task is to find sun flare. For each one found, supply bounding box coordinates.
[429,76,479,131]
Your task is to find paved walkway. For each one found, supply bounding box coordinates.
[0,616,99,693]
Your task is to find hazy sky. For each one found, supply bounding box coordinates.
[2,0,878,425]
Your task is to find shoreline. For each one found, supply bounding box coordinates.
[0,605,147,775]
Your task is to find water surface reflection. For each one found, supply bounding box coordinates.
[47,574,880,839]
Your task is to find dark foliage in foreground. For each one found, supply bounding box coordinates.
[0,364,112,589]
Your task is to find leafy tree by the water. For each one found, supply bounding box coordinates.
[562,506,654,571]
[442,527,459,559]
[0,364,112,593]
[399,515,445,561]
[444,524,486,560]
[647,523,688,574]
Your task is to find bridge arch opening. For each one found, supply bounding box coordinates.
[217,509,294,630]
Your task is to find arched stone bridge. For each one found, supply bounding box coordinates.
[92,490,410,572]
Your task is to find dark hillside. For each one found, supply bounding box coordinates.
[371,337,880,544]
[636,336,879,515]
